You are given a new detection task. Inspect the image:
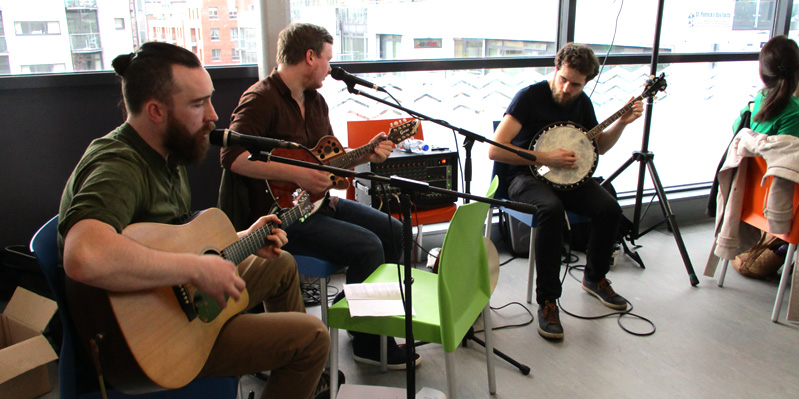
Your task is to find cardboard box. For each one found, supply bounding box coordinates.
[0,287,59,399]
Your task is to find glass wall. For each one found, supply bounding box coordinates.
[0,0,791,194]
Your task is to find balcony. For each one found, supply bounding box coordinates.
[70,33,101,52]
[65,0,97,9]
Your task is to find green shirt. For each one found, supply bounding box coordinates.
[741,91,799,137]
[58,123,191,256]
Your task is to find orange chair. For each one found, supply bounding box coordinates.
[347,118,457,263]
[706,157,799,322]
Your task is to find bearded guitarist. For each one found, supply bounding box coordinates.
[488,43,644,341]
[219,23,420,369]
[59,42,328,397]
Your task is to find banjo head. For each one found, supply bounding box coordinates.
[531,122,598,189]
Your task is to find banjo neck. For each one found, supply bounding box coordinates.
[585,94,644,141]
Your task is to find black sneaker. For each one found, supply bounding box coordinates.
[537,300,564,340]
[352,335,422,370]
[313,369,345,399]
[582,277,628,310]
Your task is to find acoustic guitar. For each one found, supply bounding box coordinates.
[529,73,667,190]
[266,118,419,209]
[66,191,319,393]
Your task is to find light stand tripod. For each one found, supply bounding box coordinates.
[600,0,699,286]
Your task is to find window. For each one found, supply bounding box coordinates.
[67,10,100,51]
[0,56,9,74]
[211,48,221,61]
[485,40,550,57]
[414,38,442,49]
[378,34,401,59]
[232,48,240,61]
[455,39,483,58]
[0,11,6,53]
[230,28,239,41]
[114,18,125,30]
[15,21,60,35]
[72,52,102,71]
[209,7,218,20]
[210,28,219,41]
[229,9,238,19]
[21,63,66,73]
[337,7,367,61]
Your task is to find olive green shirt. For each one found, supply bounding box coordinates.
[58,122,191,257]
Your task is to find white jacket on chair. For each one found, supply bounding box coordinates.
[712,128,799,260]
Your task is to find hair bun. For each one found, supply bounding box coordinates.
[112,52,135,76]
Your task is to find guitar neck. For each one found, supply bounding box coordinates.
[586,94,644,140]
[328,141,378,169]
[221,205,308,265]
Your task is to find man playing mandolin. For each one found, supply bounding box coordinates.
[59,42,329,398]
[218,23,417,368]
[488,43,644,340]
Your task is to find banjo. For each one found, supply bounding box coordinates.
[529,73,667,190]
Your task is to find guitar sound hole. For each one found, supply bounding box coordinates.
[194,248,224,323]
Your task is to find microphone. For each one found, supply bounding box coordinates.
[210,129,302,151]
[330,67,384,91]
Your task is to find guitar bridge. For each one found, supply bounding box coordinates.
[173,285,197,322]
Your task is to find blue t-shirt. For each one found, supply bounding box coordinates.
[504,80,599,178]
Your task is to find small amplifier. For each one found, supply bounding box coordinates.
[354,149,458,212]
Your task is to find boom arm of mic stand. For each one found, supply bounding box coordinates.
[247,150,536,213]
[344,85,537,163]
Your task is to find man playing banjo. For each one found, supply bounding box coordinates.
[488,43,643,340]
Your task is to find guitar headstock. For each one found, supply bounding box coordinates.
[386,119,420,144]
[292,189,323,221]
[642,73,667,99]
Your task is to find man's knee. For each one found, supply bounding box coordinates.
[273,251,299,279]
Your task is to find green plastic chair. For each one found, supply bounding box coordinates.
[327,177,500,399]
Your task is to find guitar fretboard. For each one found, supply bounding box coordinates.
[221,201,309,265]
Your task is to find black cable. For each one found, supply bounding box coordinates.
[471,301,535,334]
[556,236,656,337]
[589,0,624,98]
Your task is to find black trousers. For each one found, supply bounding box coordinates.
[508,174,621,305]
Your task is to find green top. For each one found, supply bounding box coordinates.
[58,122,191,256]
[737,91,799,137]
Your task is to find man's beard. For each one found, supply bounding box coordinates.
[164,114,213,166]
[550,81,577,106]
[552,91,577,106]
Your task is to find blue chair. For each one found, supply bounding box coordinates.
[30,216,238,399]
[487,161,590,304]
[294,255,342,326]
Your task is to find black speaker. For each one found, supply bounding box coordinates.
[354,149,458,212]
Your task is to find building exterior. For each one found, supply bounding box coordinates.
[0,0,134,74]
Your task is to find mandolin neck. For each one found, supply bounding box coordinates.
[328,141,378,169]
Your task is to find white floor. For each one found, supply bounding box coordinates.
[36,219,799,399]
[240,219,799,399]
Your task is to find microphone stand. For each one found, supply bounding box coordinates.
[342,82,537,200]
[245,148,535,399]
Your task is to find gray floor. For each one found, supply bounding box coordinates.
[35,219,799,398]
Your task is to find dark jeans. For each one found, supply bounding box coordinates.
[508,174,621,305]
[283,197,403,284]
